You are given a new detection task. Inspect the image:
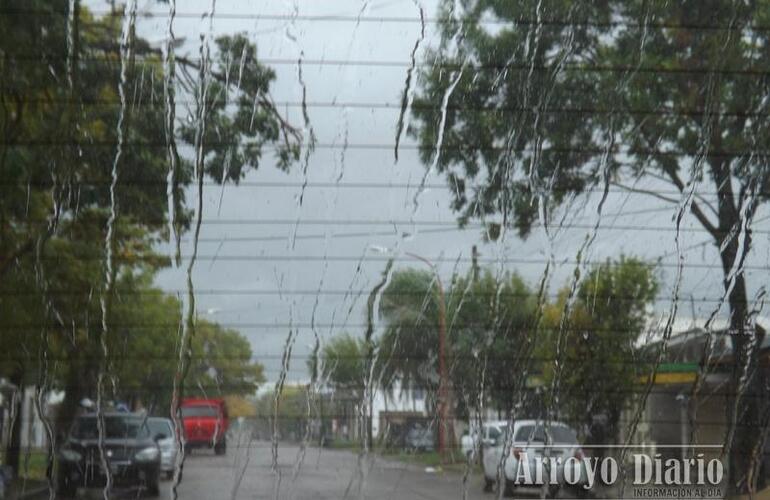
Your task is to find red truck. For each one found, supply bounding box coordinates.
[179,398,229,455]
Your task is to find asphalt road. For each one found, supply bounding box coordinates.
[168,441,489,500]
[48,441,491,499]
[28,442,722,500]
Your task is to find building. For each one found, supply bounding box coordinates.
[622,327,770,489]
[0,380,59,456]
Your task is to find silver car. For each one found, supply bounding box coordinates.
[481,420,586,497]
[147,417,179,480]
[405,427,435,452]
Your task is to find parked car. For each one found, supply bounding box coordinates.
[179,398,229,455]
[147,417,179,479]
[460,421,487,460]
[404,426,434,452]
[56,412,161,498]
[481,419,585,497]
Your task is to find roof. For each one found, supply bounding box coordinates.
[77,412,147,418]
[181,397,225,406]
[482,419,572,428]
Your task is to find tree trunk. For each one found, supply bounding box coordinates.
[5,368,24,476]
[55,354,87,443]
[720,235,768,495]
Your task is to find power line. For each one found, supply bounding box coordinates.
[0,323,750,333]
[3,141,769,159]
[12,217,762,237]
[179,209,678,242]
[0,381,759,402]
[0,354,717,363]
[7,54,770,76]
[4,8,770,32]
[0,180,738,199]
[13,253,765,269]
[7,99,770,120]
[0,289,747,304]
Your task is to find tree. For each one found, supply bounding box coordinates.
[539,257,658,444]
[377,267,537,420]
[224,396,257,420]
[109,288,265,412]
[0,0,299,474]
[411,0,769,491]
[378,269,442,399]
[186,320,265,398]
[317,333,368,400]
[255,386,310,442]
[448,270,538,418]
[314,334,368,442]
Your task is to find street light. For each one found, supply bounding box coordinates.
[404,252,451,462]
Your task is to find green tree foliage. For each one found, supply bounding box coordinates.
[109,286,265,412]
[317,333,368,400]
[377,267,537,417]
[186,320,265,399]
[255,386,310,442]
[411,0,770,490]
[539,257,658,441]
[314,333,370,443]
[448,270,538,417]
[0,0,295,470]
[378,269,443,396]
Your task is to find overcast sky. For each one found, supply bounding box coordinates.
[84,0,770,383]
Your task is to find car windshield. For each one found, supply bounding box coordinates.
[514,425,546,443]
[487,424,509,442]
[550,427,579,444]
[180,406,218,418]
[72,417,150,440]
[147,419,173,438]
[515,425,578,444]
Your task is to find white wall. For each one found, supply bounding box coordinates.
[371,383,427,437]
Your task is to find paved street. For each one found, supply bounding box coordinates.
[43,440,490,499]
[166,441,488,500]
[22,440,724,500]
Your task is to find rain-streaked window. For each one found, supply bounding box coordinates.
[1,1,769,499]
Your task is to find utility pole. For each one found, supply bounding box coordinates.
[405,252,451,462]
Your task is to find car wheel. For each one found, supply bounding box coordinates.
[214,438,227,455]
[145,476,161,497]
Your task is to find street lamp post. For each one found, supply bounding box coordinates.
[405,252,451,462]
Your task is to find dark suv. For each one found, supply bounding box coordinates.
[56,413,161,498]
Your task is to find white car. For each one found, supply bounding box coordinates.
[460,431,475,459]
[147,417,179,480]
[481,419,586,497]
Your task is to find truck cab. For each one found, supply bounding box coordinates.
[179,398,229,455]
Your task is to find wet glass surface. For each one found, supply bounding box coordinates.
[1,1,770,499]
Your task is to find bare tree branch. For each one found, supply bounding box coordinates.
[172,53,303,145]
[610,181,679,204]
[87,38,303,147]
[641,169,720,218]
[659,164,721,240]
